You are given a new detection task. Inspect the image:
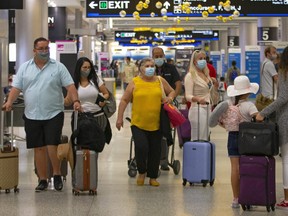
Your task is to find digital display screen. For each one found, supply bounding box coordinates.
[0,1,24,9]
[86,0,288,18]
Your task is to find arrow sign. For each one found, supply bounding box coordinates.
[116,33,121,37]
[89,1,98,9]
[163,1,170,9]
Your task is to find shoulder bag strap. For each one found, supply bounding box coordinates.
[158,76,166,99]
[262,61,275,98]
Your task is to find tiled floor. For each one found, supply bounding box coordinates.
[0,89,286,216]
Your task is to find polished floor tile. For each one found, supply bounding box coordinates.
[0,89,286,216]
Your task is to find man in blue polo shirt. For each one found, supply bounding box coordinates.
[3,37,81,192]
[152,47,182,171]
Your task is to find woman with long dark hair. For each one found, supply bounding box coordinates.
[65,57,109,130]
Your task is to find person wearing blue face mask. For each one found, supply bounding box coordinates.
[116,57,175,186]
[152,47,182,171]
[184,50,219,141]
[3,37,81,192]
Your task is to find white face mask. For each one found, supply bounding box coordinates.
[271,54,277,60]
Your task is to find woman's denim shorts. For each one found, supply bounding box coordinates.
[227,131,240,157]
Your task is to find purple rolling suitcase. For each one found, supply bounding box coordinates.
[176,108,191,147]
[182,103,215,187]
[239,156,276,212]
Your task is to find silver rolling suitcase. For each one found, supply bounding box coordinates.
[72,112,98,195]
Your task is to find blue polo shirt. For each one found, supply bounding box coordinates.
[13,58,74,120]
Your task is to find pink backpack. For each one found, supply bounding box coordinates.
[218,104,244,131]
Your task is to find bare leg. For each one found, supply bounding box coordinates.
[35,146,48,180]
[230,157,240,199]
[47,145,61,176]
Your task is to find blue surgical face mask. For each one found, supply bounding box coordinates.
[154,58,164,67]
[196,59,207,70]
[145,67,155,77]
[37,51,50,61]
[81,69,91,77]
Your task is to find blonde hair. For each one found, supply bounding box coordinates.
[188,50,210,80]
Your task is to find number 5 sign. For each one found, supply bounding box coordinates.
[257,27,278,41]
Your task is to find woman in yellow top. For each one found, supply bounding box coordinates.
[116,57,175,186]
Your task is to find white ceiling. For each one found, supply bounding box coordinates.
[49,0,82,7]
[49,0,258,40]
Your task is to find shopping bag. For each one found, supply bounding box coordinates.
[163,103,186,127]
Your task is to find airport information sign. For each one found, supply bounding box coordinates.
[114,30,219,42]
[87,0,288,18]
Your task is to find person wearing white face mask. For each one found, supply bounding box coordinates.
[260,45,278,100]
[255,45,279,119]
[184,50,218,141]
[116,57,175,186]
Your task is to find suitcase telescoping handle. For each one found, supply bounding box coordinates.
[1,110,14,151]
[73,110,78,131]
[197,102,210,141]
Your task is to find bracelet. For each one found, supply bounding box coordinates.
[73,100,80,104]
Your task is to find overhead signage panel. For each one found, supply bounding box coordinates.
[86,0,288,18]
[115,30,219,42]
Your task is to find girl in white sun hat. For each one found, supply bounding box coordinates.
[210,75,259,208]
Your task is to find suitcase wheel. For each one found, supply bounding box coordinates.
[5,189,10,193]
[209,179,215,186]
[266,205,275,212]
[89,190,97,196]
[128,169,137,177]
[172,160,181,175]
[72,189,80,196]
[182,179,187,186]
[14,187,19,193]
[63,176,67,182]
[202,183,207,187]
[241,205,246,211]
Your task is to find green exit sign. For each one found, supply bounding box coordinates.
[99,1,107,9]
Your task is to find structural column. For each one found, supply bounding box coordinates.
[15,0,48,70]
[280,17,288,42]
[257,17,279,61]
[239,22,257,72]
[210,40,219,51]
[219,30,228,63]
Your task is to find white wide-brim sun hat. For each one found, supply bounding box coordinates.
[227,75,259,97]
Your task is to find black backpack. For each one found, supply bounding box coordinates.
[71,113,106,153]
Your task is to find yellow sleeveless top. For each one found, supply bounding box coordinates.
[131,76,162,131]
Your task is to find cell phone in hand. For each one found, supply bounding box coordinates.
[96,94,105,105]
